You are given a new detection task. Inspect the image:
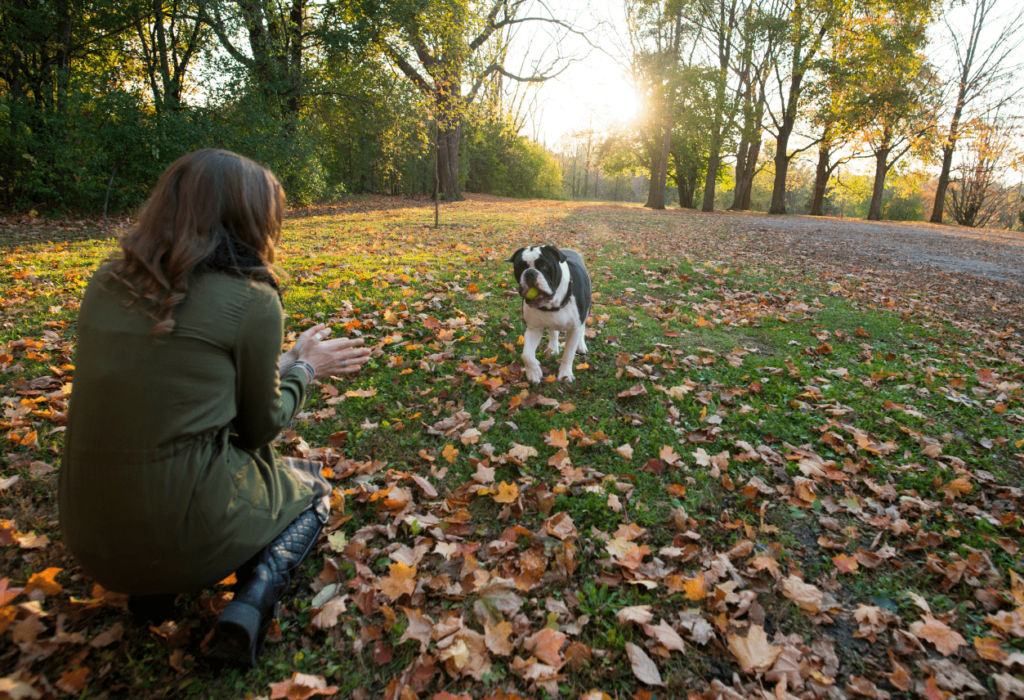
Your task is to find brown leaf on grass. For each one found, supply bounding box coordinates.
[484,620,513,656]
[524,628,566,669]
[377,562,417,601]
[659,445,681,464]
[780,575,824,614]
[473,579,523,625]
[543,428,568,449]
[55,667,90,695]
[832,554,859,574]
[727,624,781,673]
[311,596,347,629]
[845,676,888,699]
[543,512,577,541]
[11,615,45,644]
[344,388,377,398]
[409,474,438,499]
[617,384,647,399]
[506,443,538,464]
[910,615,966,656]
[975,636,1008,663]
[994,674,1024,700]
[399,608,435,652]
[624,642,665,686]
[472,463,495,484]
[269,672,339,699]
[564,641,592,670]
[616,606,654,625]
[643,620,686,652]
[89,622,124,648]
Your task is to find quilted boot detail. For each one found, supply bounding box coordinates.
[205,509,323,666]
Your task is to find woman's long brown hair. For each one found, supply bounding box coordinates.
[107,149,285,336]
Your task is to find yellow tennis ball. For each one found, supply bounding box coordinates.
[525,287,539,299]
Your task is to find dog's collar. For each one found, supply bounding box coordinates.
[537,288,572,312]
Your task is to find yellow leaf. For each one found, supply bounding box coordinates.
[442,444,459,463]
[683,572,707,601]
[493,481,519,504]
[377,562,417,601]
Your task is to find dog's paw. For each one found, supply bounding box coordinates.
[546,342,561,355]
[525,364,543,383]
[577,338,588,354]
[557,370,575,383]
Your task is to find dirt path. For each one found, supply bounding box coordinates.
[730,212,1024,286]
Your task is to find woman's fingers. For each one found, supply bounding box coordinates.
[319,337,364,350]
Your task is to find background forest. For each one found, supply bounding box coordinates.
[1,0,1023,228]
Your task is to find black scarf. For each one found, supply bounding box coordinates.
[197,233,281,298]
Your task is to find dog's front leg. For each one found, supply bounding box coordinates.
[523,326,544,383]
[557,326,585,382]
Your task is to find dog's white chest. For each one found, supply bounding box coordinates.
[522,299,580,332]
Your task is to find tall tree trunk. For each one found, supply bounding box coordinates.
[701,150,720,212]
[645,117,671,210]
[729,138,749,210]
[810,141,830,216]
[867,145,891,221]
[929,140,957,223]
[739,138,761,210]
[769,121,794,214]
[437,122,463,202]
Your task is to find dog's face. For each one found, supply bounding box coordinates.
[507,245,568,308]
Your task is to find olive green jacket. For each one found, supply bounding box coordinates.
[59,266,312,594]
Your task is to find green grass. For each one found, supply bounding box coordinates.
[1,198,1023,698]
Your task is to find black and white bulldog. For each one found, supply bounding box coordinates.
[507,245,592,383]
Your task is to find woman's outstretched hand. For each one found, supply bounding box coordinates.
[282,323,372,379]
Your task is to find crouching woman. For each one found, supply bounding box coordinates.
[59,149,370,666]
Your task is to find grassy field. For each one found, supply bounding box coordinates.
[1,196,1023,700]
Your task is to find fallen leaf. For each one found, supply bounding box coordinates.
[544,428,568,448]
[90,622,125,648]
[616,605,654,625]
[377,562,417,601]
[625,642,665,686]
[727,624,781,673]
[484,620,514,656]
[268,672,339,700]
[524,628,566,669]
[832,554,859,574]
[55,667,90,695]
[910,615,966,656]
[399,608,434,652]
[544,512,577,541]
[615,444,633,460]
[442,444,459,463]
[493,481,519,503]
[643,620,686,652]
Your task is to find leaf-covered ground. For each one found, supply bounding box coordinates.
[2,197,1023,700]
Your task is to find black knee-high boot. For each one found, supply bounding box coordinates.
[206,509,323,666]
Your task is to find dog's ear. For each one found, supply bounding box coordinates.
[506,247,525,263]
[543,245,567,263]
